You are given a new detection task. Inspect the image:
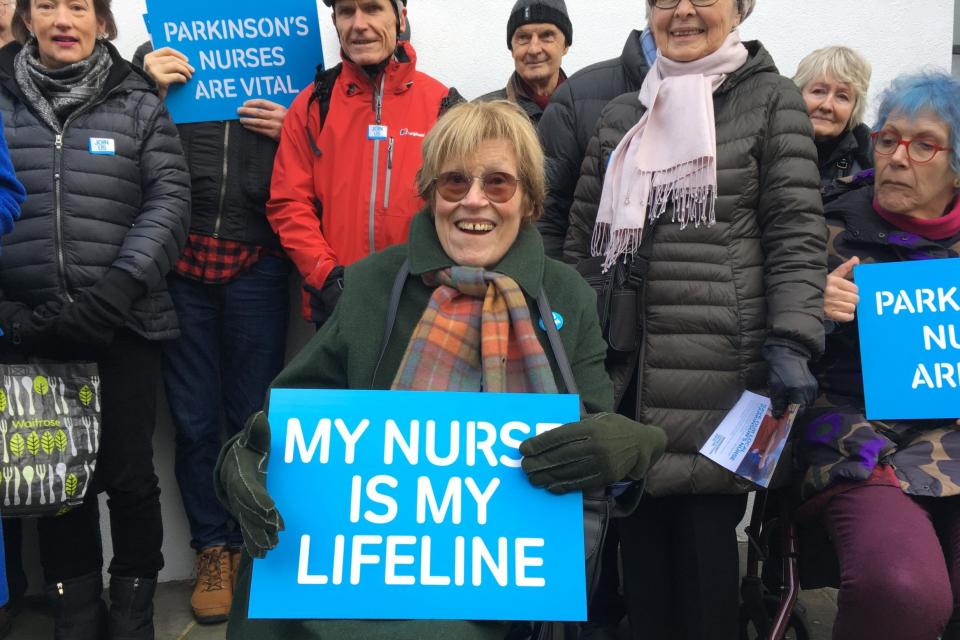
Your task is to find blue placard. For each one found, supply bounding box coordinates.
[857,257,960,419]
[249,389,587,621]
[144,0,323,124]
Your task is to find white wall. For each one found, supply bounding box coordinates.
[115,0,955,124]
[82,0,954,586]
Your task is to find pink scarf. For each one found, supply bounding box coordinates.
[592,31,749,270]
[873,196,960,241]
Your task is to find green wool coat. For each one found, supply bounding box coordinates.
[223,211,614,640]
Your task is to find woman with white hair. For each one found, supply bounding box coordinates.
[564,0,826,637]
[794,46,874,197]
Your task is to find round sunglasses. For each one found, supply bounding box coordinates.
[433,171,519,203]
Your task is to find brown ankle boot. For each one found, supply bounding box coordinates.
[190,546,232,624]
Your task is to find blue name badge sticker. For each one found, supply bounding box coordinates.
[88,138,115,155]
[249,389,587,622]
[856,257,960,419]
[367,124,388,140]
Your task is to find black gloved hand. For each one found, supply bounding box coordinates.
[215,411,284,558]
[762,339,818,417]
[305,266,344,326]
[519,412,667,494]
[56,268,143,347]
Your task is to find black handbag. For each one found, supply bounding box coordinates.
[575,220,658,355]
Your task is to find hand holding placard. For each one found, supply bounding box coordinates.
[825,256,861,323]
[237,99,288,141]
[142,47,195,99]
[218,411,284,558]
[520,412,666,494]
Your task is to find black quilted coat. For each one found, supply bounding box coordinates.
[0,42,190,340]
[565,42,827,496]
[538,29,650,259]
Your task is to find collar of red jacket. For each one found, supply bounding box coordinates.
[338,41,419,96]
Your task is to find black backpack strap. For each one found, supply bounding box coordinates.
[439,87,465,117]
[305,64,343,157]
[372,257,411,387]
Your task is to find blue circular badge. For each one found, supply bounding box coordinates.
[538,311,565,332]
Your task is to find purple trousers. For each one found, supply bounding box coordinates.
[823,484,960,639]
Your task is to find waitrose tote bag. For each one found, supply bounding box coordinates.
[0,363,101,517]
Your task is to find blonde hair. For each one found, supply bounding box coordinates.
[793,46,872,131]
[418,100,546,222]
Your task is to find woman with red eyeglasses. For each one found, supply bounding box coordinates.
[797,71,960,639]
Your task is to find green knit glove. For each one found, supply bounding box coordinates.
[519,412,667,494]
[216,411,284,559]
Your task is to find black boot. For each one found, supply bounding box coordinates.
[108,576,156,640]
[45,572,108,640]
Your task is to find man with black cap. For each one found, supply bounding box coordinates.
[268,0,460,325]
[477,0,572,123]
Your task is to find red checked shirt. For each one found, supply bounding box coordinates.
[174,233,266,284]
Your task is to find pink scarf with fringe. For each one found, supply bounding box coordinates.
[592,31,749,270]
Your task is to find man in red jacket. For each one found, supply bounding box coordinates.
[268,0,459,322]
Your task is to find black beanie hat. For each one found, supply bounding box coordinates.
[507,0,572,49]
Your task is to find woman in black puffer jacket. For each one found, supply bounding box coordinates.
[564,1,826,638]
[793,45,874,202]
[0,1,189,638]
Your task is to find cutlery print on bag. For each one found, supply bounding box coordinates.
[0,364,100,515]
[0,377,11,415]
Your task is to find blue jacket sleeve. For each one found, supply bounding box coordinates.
[0,112,26,237]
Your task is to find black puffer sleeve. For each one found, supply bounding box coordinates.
[538,82,579,261]
[113,93,190,291]
[756,77,828,358]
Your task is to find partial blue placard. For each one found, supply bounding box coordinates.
[249,389,587,621]
[144,0,322,123]
[856,257,960,419]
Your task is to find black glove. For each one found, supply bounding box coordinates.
[305,266,344,326]
[215,411,284,559]
[0,301,60,346]
[762,339,818,417]
[56,268,143,347]
[519,412,667,494]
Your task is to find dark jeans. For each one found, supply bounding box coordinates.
[823,484,959,640]
[162,257,290,551]
[5,330,164,583]
[619,493,748,640]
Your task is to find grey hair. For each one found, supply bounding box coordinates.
[793,46,872,130]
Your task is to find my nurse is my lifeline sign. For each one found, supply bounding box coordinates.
[248,389,587,621]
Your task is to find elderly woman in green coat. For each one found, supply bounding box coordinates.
[214,100,668,639]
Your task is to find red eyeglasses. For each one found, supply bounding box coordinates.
[871,130,953,164]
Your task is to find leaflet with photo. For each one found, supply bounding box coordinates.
[699,392,799,488]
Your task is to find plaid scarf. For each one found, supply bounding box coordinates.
[392,267,557,393]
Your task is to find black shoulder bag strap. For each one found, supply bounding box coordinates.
[371,257,411,388]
